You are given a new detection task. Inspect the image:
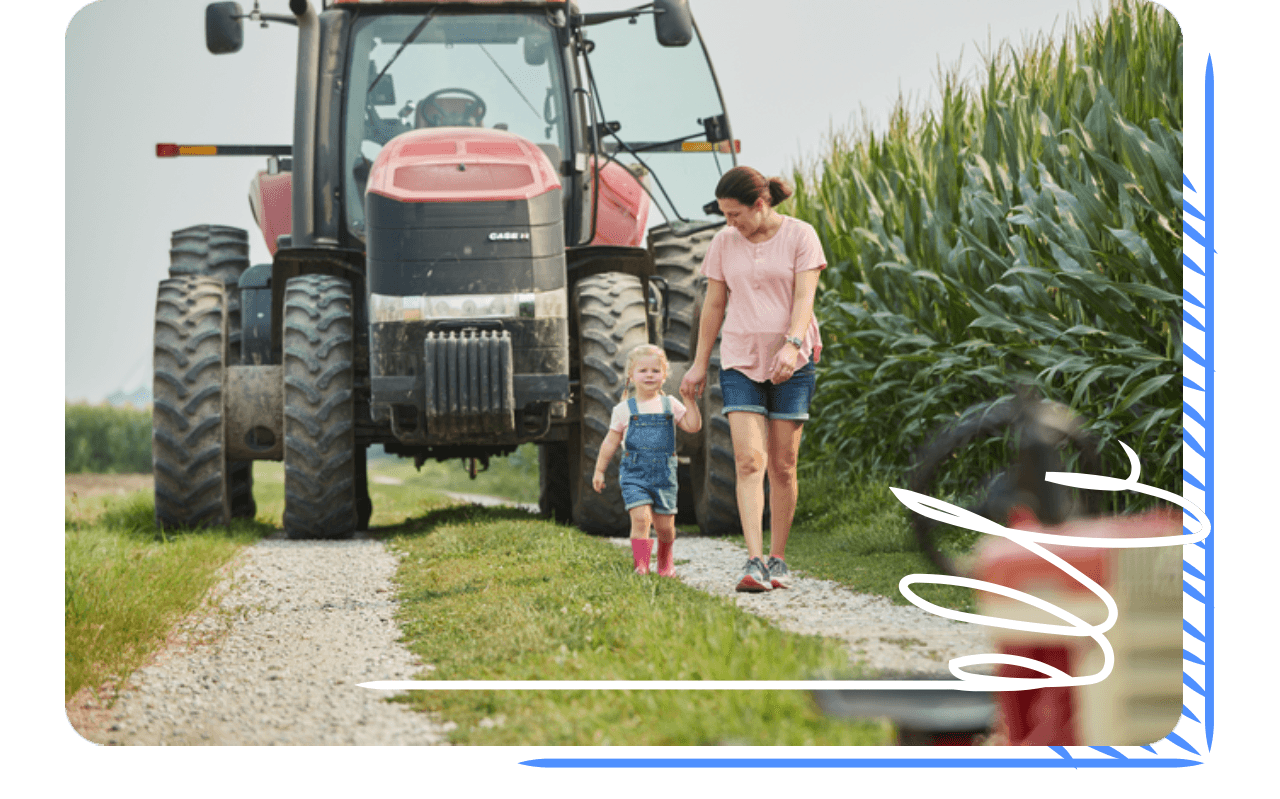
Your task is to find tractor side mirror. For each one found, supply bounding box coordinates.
[206,2,244,54]
[524,35,548,66]
[368,61,396,105]
[653,0,693,47]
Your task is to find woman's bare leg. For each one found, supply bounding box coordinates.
[728,411,769,559]
[766,418,805,560]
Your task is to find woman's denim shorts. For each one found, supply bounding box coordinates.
[719,361,816,421]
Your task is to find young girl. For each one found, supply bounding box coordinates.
[593,344,702,575]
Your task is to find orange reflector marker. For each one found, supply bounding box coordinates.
[155,144,219,157]
[680,140,741,154]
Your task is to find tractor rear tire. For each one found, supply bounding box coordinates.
[571,272,650,535]
[168,224,256,520]
[685,289,746,536]
[693,365,742,536]
[282,275,357,540]
[651,223,719,362]
[152,276,231,529]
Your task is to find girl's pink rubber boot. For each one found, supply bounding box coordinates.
[656,539,675,577]
[631,538,654,574]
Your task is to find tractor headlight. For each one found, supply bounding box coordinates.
[371,289,567,322]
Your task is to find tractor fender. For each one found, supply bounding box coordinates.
[589,158,650,247]
[249,169,293,256]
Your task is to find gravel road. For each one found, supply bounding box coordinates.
[78,494,989,745]
[81,533,451,745]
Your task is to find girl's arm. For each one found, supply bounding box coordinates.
[676,387,702,434]
[768,268,822,383]
[592,428,624,493]
[679,279,728,400]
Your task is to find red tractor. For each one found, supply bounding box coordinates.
[153,0,744,537]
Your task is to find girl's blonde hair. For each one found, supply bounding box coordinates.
[624,344,669,398]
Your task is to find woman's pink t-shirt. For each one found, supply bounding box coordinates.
[700,215,826,382]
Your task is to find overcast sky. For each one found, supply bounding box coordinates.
[65,0,1105,402]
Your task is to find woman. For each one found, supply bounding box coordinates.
[681,166,825,592]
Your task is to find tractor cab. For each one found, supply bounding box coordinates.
[338,0,736,245]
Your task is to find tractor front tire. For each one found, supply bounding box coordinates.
[571,272,650,535]
[282,275,358,539]
[169,224,255,520]
[152,276,231,529]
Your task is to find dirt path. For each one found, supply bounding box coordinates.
[67,476,985,744]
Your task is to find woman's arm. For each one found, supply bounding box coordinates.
[592,429,623,493]
[679,279,727,400]
[768,268,822,383]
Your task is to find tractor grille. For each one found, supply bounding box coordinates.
[423,329,516,435]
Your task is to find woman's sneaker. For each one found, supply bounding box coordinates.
[765,557,791,589]
[735,557,773,592]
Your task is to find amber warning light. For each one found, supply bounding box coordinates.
[156,144,292,158]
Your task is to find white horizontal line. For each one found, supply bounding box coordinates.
[358,681,993,691]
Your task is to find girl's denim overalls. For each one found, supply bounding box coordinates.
[619,395,678,515]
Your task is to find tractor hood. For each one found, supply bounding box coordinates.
[366,128,561,205]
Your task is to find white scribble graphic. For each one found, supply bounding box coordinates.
[891,441,1209,692]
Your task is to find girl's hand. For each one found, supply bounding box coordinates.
[769,342,801,384]
[681,363,707,400]
[592,470,606,493]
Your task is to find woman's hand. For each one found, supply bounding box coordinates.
[769,341,801,384]
[681,363,707,400]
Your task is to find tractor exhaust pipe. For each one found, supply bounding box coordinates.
[291,0,320,247]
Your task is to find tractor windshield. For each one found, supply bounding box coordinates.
[581,12,735,233]
[343,12,569,238]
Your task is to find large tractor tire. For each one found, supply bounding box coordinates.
[571,272,651,535]
[538,441,572,522]
[686,289,745,536]
[152,276,231,529]
[282,275,358,539]
[650,223,719,362]
[168,224,255,520]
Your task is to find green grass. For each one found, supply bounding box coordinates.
[379,504,885,745]
[64,492,273,702]
[368,442,540,504]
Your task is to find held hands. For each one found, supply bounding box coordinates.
[769,341,801,384]
[680,363,707,401]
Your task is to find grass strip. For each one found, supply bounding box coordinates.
[64,491,272,702]
[382,504,886,745]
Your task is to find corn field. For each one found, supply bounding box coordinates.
[65,404,153,474]
[790,0,1182,510]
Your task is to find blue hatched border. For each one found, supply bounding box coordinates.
[520,55,1214,772]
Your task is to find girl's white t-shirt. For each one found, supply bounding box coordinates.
[609,394,688,437]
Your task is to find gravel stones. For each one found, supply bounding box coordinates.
[93,533,448,746]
